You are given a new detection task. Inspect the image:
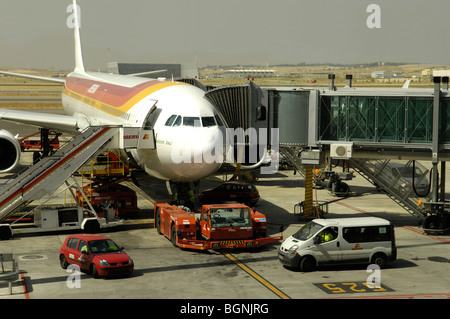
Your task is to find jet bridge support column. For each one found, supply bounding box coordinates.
[440,162,446,202]
[421,77,450,233]
[431,76,441,202]
[303,167,314,217]
[442,77,449,202]
[295,149,323,218]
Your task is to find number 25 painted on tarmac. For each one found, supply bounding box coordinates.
[321,282,388,294]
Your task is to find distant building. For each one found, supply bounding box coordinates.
[219,69,275,79]
[371,71,392,79]
[422,69,432,77]
[433,70,450,77]
[107,62,199,79]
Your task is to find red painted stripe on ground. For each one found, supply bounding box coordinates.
[327,292,450,299]
[332,200,450,243]
[20,270,30,299]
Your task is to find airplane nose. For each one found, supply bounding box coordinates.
[171,127,224,165]
[193,129,224,164]
[167,127,224,181]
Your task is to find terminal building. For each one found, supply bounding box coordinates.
[371,71,392,78]
[106,62,199,79]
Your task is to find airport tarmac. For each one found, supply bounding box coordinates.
[1,109,450,303]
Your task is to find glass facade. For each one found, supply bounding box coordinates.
[319,95,450,144]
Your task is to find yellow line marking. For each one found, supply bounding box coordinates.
[123,181,289,299]
[223,252,291,299]
[123,219,154,224]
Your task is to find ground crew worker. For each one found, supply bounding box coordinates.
[323,231,334,242]
[80,244,88,253]
[318,228,335,243]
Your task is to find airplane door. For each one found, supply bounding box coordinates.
[142,101,160,130]
[128,99,157,127]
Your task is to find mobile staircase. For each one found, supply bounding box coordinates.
[350,158,431,223]
[0,126,125,222]
[279,147,306,178]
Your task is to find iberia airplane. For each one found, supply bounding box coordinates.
[0,1,228,195]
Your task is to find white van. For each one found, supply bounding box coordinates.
[278,217,397,272]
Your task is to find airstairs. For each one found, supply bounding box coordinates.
[349,159,431,222]
[278,146,431,223]
[279,147,306,178]
[0,126,153,222]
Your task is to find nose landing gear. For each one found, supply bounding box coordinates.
[169,181,199,211]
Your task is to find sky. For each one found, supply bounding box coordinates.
[1,0,450,71]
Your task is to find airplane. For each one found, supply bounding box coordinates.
[0,0,232,204]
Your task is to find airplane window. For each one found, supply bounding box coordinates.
[165,115,177,126]
[173,115,182,127]
[201,117,216,127]
[183,117,201,127]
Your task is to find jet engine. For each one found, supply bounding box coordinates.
[0,129,21,173]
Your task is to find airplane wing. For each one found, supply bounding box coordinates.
[127,69,168,77]
[0,71,85,134]
[0,109,88,135]
[0,70,66,84]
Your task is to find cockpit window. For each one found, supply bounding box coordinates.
[183,117,201,127]
[165,115,217,127]
[165,115,177,126]
[201,116,216,127]
[173,115,182,127]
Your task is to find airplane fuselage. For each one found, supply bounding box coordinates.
[0,0,228,183]
[61,71,225,182]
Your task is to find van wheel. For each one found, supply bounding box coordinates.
[299,256,316,272]
[371,253,387,269]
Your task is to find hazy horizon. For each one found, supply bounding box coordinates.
[1,0,450,71]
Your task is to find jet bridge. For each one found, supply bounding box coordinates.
[205,76,450,231]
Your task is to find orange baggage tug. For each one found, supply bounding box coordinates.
[154,202,282,250]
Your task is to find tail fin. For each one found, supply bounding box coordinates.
[72,0,85,73]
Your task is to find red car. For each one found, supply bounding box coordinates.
[199,181,260,206]
[59,234,134,278]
